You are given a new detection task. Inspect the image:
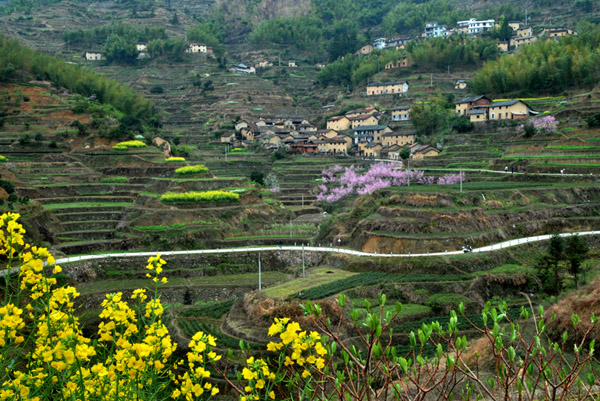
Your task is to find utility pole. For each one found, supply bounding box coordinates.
[302,243,305,277]
[430,74,433,87]
[258,253,262,291]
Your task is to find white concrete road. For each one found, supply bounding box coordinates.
[49,231,599,265]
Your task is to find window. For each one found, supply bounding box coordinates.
[506,112,509,118]
[491,113,495,119]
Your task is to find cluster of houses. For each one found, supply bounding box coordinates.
[222,107,440,160]
[83,41,213,61]
[456,95,537,122]
[498,24,576,52]
[424,18,496,39]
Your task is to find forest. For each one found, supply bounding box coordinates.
[472,23,600,95]
[0,34,156,120]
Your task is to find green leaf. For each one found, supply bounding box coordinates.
[337,293,346,308]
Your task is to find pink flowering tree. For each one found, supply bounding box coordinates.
[317,163,465,203]
[517,115,558,137]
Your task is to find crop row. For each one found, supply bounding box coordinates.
[180,300,235,319]
[160,190,239,203]
[297,273,472,300]
[175,164,209,175]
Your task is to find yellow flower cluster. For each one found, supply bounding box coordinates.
[240,357,276,401]
[0,303,24,347]
[0,155,6,163]
[113,140,147,150]
[267,318,328,377]
[172,331,221,400]
[146,254,168,284]
[165,157,186,162]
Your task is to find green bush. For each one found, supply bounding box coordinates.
[174,165,209,175]
[160,191,239,203]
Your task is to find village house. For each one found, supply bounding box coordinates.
[455,80,468,90]
[349,114,379,129]
[345,107,378,119]
[508,21,521,31]
[542,27,575,38]
[469,109,488,123]
[488,100,537,120]
[381,131,416,147]
[384,55,412,69]
[186,43,213,54]
[383,144,405,160]
[373,38,387,50]
[83,51,103,61]
[497,41,509,52]
[229,64,256,74]
[152,136,171,157]
[366,81,409,96]
[516,26,533,38]
[256,60,273,68]
[412,144,441,159]
[455,95,492,116]
[235,121,249,131]
[390,106,410,122]
[353,125,391,144]
[136,42,147,52]
[220,132,236,144]
[326,116,351,131]
[356,44,374,56]
[288,60,297,68]
[315,129,339,139]
[262,134,282,147]
[297,123,317,133]
[290,138,319,154]
[316,63,326,69]
[362,142,384,158]
[318,135,352,155]
[425,22,448,38]
[386,36,411,50]
[457,18,495,35]
[240,123,260,141]
[511,35,537,50]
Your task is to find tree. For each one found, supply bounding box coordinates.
[495,16,513,42]
[399,148,411,161]
[103,34,137,63]
[536,233,565,294]
[565,235,589,289]
[410,96,451,136]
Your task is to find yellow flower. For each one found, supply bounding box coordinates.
[302,370,311,378]
[269,391,275,399]
[242,368,257,381]
[211,387,219,396]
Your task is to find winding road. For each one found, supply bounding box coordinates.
[47,230,600,265]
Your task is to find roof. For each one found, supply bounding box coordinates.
[391,106,410,111]
[456,95,489,104]
[367,81,407,87]
[365,142,382,148]
[345,107,377,115]
[220,132,235,137]
[514,35,535,41]
[470,109,487,115]
[456,80,466,83]
[382,130,417,137]
[491,100,522,107]
[348,115,378,121]
[327,116,347,121]
[324,137,347,143]
[353,125,387,131]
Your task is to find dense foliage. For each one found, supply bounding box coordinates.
[0,35,155,120]
[318,36,500,87]
[472,23,600,95]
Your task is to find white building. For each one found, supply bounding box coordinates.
[373,38,387,50]
[83,51,103,61]
[457,18,495,35]
[424,22,448,38]
[136,42,147,52]
[186,43,213,54]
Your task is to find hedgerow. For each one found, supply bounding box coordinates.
[174,164,209,175]
[160,190,239,203]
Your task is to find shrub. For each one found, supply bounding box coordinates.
[250,171,264,185]
[160,190,239,203]
[174,164,209,175]
[149,86,164,94]
[0,155,6,163]
[165,157,186,162]
[113,140,147,150]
